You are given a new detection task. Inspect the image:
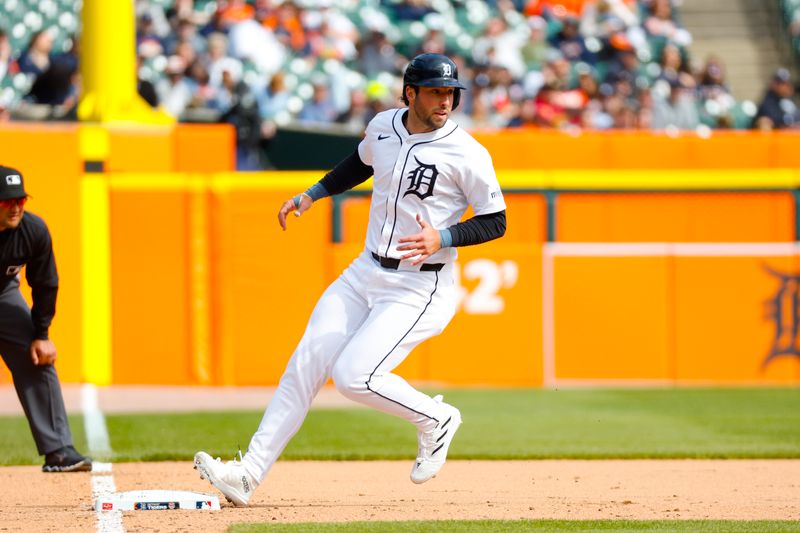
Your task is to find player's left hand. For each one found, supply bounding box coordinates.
[30,339,57,366]
[397,214,441,265]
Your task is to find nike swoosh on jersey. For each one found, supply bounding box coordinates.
[378,134,390,140]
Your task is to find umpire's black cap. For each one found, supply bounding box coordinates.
[0,166,27,200]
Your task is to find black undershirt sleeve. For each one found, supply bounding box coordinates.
[447,210,506,247]
[319,150,374,196]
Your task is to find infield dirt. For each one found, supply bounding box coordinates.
[2,385,799,531]
[1,459,799,532]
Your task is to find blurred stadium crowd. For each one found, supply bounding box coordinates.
[1,0,799,166]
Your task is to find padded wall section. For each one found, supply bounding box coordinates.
[0,125,83,383]
[210,178,332,385]
[109,177,193,384]
[556,192,795,242]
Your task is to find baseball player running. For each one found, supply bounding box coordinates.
[195,53,506,506]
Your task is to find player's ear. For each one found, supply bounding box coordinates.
[405,85,417,105]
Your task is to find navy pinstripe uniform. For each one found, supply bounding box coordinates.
[0,165,91,472]
[195,54,505,506]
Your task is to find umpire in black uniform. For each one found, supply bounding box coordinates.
[0,165,91,472]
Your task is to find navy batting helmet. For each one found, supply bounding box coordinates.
[403,53,466,110]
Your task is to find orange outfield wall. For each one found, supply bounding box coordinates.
[673,253,800,383]
[546,246,800,385]
[174,124,235,172]
[108,178,195,384]
[0,125,83,385]
[471,129,800,170]
[550,254,673,383]
[105,124,235,172]
[104,179,550,387]
[208,184,544,386]
[556,192,795,242]
[93,176,800,386]
[5,121,800,387]
[0,123,233,387]
[105,174,333,386]
[208,181,333,386]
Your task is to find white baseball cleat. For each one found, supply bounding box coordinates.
[410,395,462,484]
[193,451,257,507]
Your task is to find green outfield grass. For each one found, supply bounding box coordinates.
[230,519,800,532]
[0,388,799,465]
[0,414,89,466]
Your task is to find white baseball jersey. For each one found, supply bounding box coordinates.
[358,108,506,265]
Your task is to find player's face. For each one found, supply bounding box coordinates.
[0,197,27,230]
[407,86,454,133]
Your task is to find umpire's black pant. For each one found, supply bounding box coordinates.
[0,278,72,455]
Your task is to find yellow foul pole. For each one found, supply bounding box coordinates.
[77,0,172,124]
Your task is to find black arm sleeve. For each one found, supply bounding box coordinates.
[319,149,374,196]
[26,223,58,340]
[447,210,507,247]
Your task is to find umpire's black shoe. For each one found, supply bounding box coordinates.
[42,445,92,472]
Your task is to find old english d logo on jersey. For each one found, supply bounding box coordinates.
[403,156,438,200]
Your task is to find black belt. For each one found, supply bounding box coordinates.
[371,252,444,272]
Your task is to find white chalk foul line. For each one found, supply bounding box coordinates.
[82,383,111,454]
[92,466,123,532]
[82,384,123,533]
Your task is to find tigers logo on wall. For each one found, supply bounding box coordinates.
[763,265,800,369]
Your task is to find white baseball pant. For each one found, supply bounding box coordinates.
[241,249,457,482]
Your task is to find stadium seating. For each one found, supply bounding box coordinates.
[0,0,793,130]
[781,0,800,62]
[1,0,78,104]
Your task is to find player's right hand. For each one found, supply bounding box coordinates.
[396,214,441,265]
[278,193,313,231]
[30,339,57,366]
